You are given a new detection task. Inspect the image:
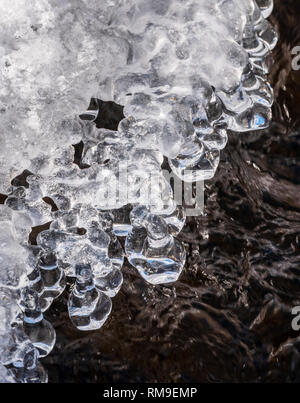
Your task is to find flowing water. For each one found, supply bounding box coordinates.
[43,0,300,383]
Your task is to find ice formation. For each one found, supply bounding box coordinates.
[0,0,277,382]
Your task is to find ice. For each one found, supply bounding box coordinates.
[27,251,66,312]
[125,208,186,284]
[0,288,21,360]
[0,288,47,383]
[0,364,14,383]
[19,288,56,358]
[94,268,123,298]
[0,0,276,382]
[11,348,48,384]
[255,0,274,19]
[0,0,277,190]
[0,207,29,289]
[68,264,112,331]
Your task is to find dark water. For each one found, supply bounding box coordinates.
[43,0,300,383]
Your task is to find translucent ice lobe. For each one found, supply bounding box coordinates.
[34,252,66,311]
[125,209,186,284]
[0,363,14,383]
[255,0,274,19]
[94,267,123,298]
[68,264,112,331]
[12,348,48,383]
[20,289,56,358]
[125,227,186,285]
[0,207,30,289]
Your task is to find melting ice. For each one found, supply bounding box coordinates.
[0,0,276,382]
